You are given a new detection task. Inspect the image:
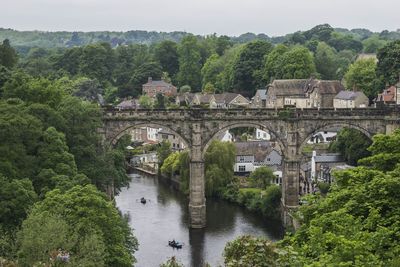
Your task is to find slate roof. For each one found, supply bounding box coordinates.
[143,80,174,87]
[335,91,365,100]
[253,89,267,100]
[214,93,241,104]
[116,99,140,109]
[268,78,344,97]
[235,141,272,157]
[314,153,343,163]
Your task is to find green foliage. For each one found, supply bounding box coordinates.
[279,129,400,266]
[0,175,38,230]
[363,35,388,53]
[377,40,400,85]
[0,39,18,69]
[249,166,275,188]
[359,129,400,172]
[344,58,380,99]
[157,140,172,169]
[314,42,339,80]
[18,185,138,267]
[177,35,202,90]
[155,93,168,109]
[329,128,372,165]
[154,40,179,80]
[232,40,273,97]
[205,140,236,196]
[224,235,279,267]
[139,94,153,108]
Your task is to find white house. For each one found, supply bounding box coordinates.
[254,129,271,141]
[233,141,283,185]
[307,131,337,144]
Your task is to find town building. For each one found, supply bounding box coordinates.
[233,141,283,185]
[375,84,400,105]
[210,93,250,109]
[251,89,267,108]
[116,98,140,110]
[333,91,369,108]
[157,129,186,151]
[142,77,177,98]
[128,127,160,144]
[307,131,336,144]
[254,129,271,141]
[265,78,344,108]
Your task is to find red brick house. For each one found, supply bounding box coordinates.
[142,77,177,98]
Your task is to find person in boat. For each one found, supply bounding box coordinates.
[140,197,146,203]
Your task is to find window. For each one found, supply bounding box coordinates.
[239,156,244,162]
[238,166,246,172]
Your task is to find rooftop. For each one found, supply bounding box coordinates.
[335,90,365,100]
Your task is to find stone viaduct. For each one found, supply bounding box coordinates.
[101,106,400,228]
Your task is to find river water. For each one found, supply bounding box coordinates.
[115,172,284,267]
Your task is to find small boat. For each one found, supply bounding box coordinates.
[168,240,183,249]
[140,197,146,204]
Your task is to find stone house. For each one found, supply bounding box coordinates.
[333,91,369,108]
[142,77,177,98]
[375,84,400,105]
[210,93,250,109]
[265,78,344,108]
[251,89,267,108]
[233,141,282,185]
[157,129,186,151]
[116,99,140,110]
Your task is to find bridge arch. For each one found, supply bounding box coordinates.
[298,122,374,154]
[107,122,191,149]
[202,121,287,158]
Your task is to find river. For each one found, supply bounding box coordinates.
[115,172,284,267]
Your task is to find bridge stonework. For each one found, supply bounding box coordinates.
[102,107,400,228]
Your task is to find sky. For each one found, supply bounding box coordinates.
[1,0,399,36]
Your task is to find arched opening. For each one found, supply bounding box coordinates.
[109,122,190,177]
[298,123,373,196]
[203,122,286,188]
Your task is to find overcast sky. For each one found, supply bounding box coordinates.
[1,0,399,36]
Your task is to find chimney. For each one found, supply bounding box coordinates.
[148,77,152,83]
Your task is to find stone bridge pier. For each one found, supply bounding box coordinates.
[189,122,206,228]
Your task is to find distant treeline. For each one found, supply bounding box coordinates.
[1,24,400,52]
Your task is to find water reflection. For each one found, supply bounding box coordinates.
[115,172,284,267]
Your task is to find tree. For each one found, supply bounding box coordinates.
[314,42,339,80]
[202,82,215,94]
[276,46,316,79]
[232,40,273,97]
[177,35,202,91]
[263,44,289,82]
[154,40,179,80]
[126,61,162,97]
[249,166,275,188]
[204,141,236,196]
[157,140,172,169]
[329,128,372,166]
[363,35,388,53]
[328,32,363,52]
[79,43,115,84]
[377,40,400,85]
[155,93,166,109]
[201,53,223,89]
[0,39,18,69]
[215,35,232,56]
[139,94,153,108]
[19,185,138,267]
[224,235,279,267]
[303,24,334,42]
[0,175,37,230]
[179,85,191,94]
[344,58,379,99]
